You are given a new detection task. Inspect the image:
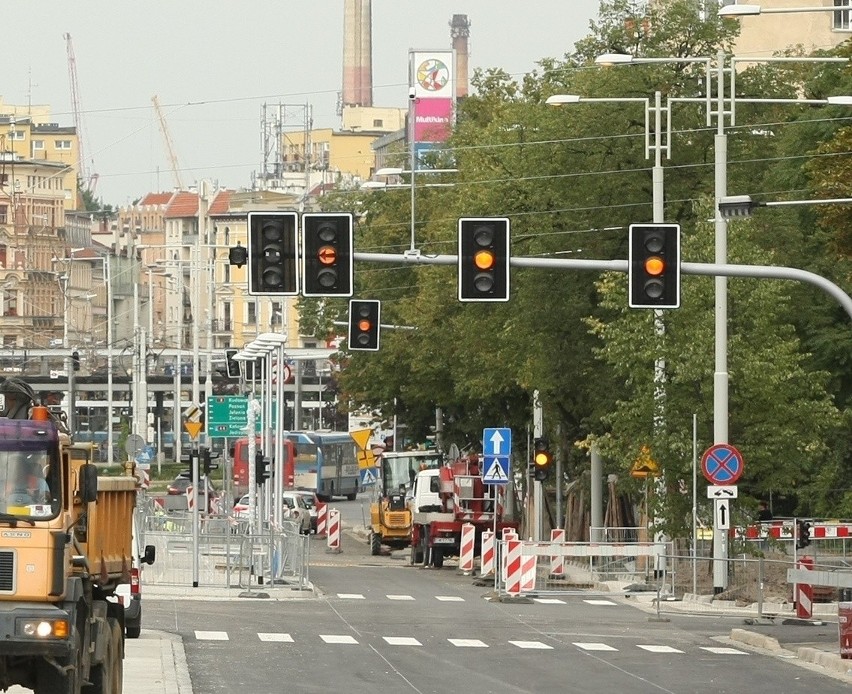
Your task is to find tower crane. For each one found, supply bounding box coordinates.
[63,33,98,194]
[151,95,184,190]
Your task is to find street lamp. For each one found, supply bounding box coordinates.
[719,3,852,16]
[719,194,852,219]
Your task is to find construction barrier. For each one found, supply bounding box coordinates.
[326,508,341,554]
[550,528,565,577]
[796,556,815,619]
[458,523,475,574]
[480,530,495,577]
[505,539,536,595]
[316,503,328,537]
[502,529,518,582]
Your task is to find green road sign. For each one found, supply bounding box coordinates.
[206,395,248,438]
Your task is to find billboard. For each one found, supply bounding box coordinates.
[409,50,455,169]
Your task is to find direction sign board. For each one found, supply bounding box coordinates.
[706,485,738,500]
[483,428,511,457]
[714,498,731,530]
[206,395,248,437]
[700,444,744,485]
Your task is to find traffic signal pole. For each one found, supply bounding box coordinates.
[352,252,852,320]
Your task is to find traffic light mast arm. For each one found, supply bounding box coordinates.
[350,252,852,320]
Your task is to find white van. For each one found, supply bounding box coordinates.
[114,511,156,638]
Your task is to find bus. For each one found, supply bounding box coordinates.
[289,431,359,501]
[231,431,358,501]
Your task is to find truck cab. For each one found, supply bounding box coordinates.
[410,468,443,513]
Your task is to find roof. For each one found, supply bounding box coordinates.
[138,192,174,206]
[163,192,199,218]
[208,190,232,215]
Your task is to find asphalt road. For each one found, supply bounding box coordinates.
[141,502,852,694]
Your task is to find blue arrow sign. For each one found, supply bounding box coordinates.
[483,428,511,458]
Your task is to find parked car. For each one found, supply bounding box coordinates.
[233,491,311,534]
[167,473,220,512]
[112,513,156,638]
[292,490,318,533]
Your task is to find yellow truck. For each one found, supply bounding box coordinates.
[0,377,136,693]
[369,449,443,555]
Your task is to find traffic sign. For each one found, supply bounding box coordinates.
[184,421,203,440]
[715,498,731,530]
[206,395,248,437]
[483,428,511,457]
[360,467,377,486]
[706,485,738,499]
[482,455,509,486]
[357,449,376,470]
[183,403,202,423]
[701,444,744,485]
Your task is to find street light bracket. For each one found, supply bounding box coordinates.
[545,94,582,106]
[718,4,761,15]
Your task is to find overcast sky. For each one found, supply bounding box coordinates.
[4,1,600,206]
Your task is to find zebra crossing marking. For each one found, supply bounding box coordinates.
[449,639,488,648]
[337,593,365,599]
[387,594,416,601]
[384,636,422,646]
[195,631,229,641]
[533,598,566,604]
[320,634,358,644]
[638,645,684,653]
[573,642,618,651]
[509,640,553,650]
[583,599,617,606]
[258,633,294,642]
[701,646,747,655]
[435,596,465,602]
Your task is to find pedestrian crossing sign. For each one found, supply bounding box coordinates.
[360,467,378,486]
[482,456,509,485]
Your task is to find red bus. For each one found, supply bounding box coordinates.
[231,437,296,499]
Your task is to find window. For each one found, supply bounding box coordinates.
[55,141,72,150]
[9,131,24,141]
[271,301,282,326]
[247,302,257,325]
[223,265,230,283]
[31,141,44,154]
[373,119,384,128]
[835,0,851,30]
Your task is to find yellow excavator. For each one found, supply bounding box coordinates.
[369,449,443,555]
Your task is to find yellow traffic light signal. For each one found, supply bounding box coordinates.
[628,223,680,308]
[533,437,552,481]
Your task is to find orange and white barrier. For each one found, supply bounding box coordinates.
[185,486,194,511]
[796,556,814,619]
[459,523,476,574]
[550,528,565,576]
[326,508,341,553]
[505,539,536,595]
[316,502,328,537]
[480,530,495,577]
[501,530,518,582]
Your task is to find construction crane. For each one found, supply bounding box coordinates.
[151,95,184,190]
[63,33,98,194]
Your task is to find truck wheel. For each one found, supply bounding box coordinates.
[431,547,444,568]
[410,543,423,565]
[125,605,141,639]
[84,618,123,694]
[370,531,381,556]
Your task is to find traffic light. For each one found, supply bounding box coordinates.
[202,448,220,475]
[247,211,299,296]
[255,451,270,483]
[228,242,247,268]
[628,223,681,309]
[796,520,811,549]
[224,349,240,379]
[301,213,353,297]
[71,350,80,372]
[532,437,552,482]
[458,217,510,302]
[348,299,380,351]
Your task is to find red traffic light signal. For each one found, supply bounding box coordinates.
[302,213,354,297]
[458,217,510,302]
[628,223,680,309]
[247,212,299,296]
[348,299,380,351]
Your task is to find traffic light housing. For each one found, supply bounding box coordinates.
[247,211,299,296]
[71,350,80,372]
[202,448,220,475]
[458,217,510,302]
[224,348,240,379]
[348,299,380,351]
[228,242,247,268]
[532,437,552,482]
[628,223,680,309]
[796,520,811,549]
[255,451,270,483]
[302,213,354,297]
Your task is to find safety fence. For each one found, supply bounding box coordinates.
[137,503,310,591]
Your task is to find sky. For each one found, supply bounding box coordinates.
[4,1,601,206]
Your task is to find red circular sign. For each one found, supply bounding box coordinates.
[700,444,744,485]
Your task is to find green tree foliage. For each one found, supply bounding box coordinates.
[331,0,850,521]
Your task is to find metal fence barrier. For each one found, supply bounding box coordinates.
[138,504,310,592]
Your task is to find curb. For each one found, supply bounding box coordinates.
[796,646,852,677]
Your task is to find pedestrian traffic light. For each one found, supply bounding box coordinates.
[301,213,353,297]
[796,520,811,549]
[628,223,680,309]
[255,451,270,483]
[348,299,380,351]
[458,217,510,302]
[247,211,299,296]
[533,437,552,482]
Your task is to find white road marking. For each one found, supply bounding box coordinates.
[436,596,465,601]
[701,646,747,655]
[509,640,553,650]
[337,593,365,599]
[320,635,359,644]
[194,631,229,641]
[449,639,488,648]
[583,599,617,606]
[383,636,422,646]
[573,642,618,651]
[533,598,566,604]
[637,645,684,653]
[258,633,294,642]
[386,594,415,601]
